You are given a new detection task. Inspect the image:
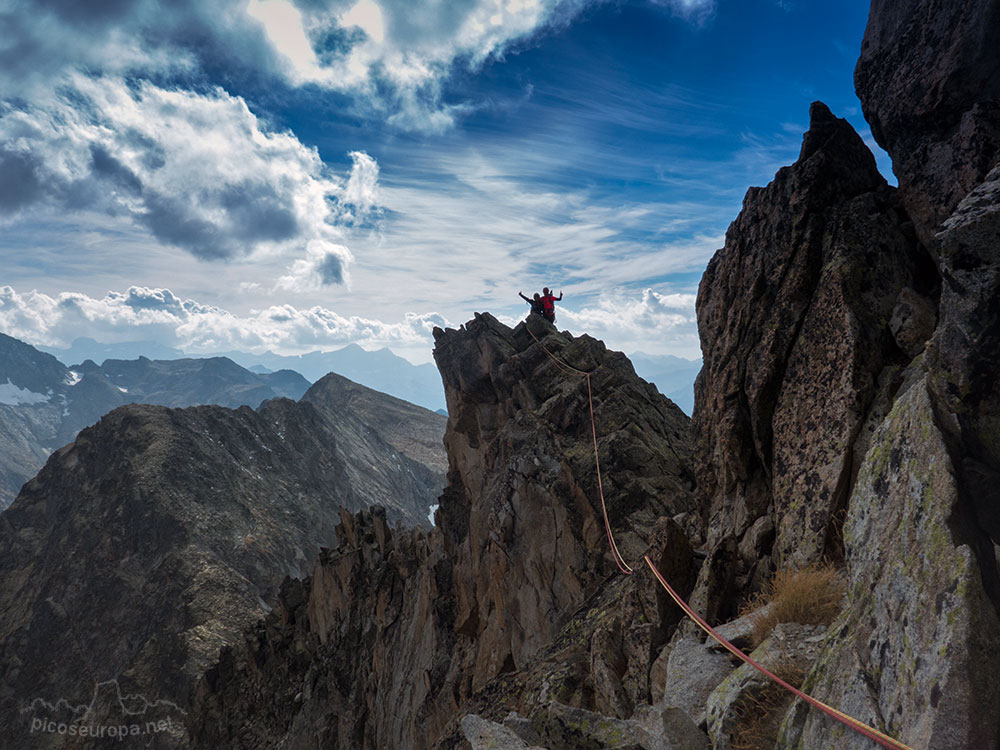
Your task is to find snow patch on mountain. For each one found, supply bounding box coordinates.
[0,380,50,405]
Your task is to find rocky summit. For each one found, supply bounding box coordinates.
[691,100,938,619]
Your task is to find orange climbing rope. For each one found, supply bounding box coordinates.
[525,325,632,574]
[643,556,912,750]
[522,321,913,750]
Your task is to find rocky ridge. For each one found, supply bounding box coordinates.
[0,374,446,749]
[191,0,1000,737]
[690,101,938,619]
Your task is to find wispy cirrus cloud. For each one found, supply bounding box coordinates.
[649,0,715,23]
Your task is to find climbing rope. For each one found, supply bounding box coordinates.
[643,557,912,750]
[521,321,913,750]
[524,325,631,574]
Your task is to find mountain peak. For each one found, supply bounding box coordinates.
[191,313,698,748]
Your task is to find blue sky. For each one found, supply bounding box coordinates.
[0,0,884,364]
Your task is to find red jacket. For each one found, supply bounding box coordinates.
[541,292,561,312]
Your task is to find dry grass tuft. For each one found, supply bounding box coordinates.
[730,659,807,750]
[743,563,846,647]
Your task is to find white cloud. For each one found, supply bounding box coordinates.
[247,0,322,80]
[565,288,696,330]
[0,284,449,355]
[275,240,355,291]
[340,150,381,222]
[0,0,603,133]
[557,287,700,357]
[269,0,596,129]
[341,0,386,44]
[0,74,380,281]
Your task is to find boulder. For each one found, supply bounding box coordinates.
[705,623,826,750]
[461,714,546,750]
[656,604,771,726]
[519,701,708,750]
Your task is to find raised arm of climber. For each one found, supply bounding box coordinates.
[519,291,544,317]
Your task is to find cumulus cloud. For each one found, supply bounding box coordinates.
[561,288,696,332]
[0,74,378,277]
[298,0,592,128]
[275,240,355,291]
[0,284,449,354]
[553,288,701,358]
[0,0,603,133]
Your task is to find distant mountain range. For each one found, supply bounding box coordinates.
[40,338,700,416]
[41,338,448,413]
[0,372,446,744]
[627,351,702,415]
[219,345,449,414]
[0,333,312,509]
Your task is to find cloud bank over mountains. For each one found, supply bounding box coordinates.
[0,283,699,361]
[0,285,447,356]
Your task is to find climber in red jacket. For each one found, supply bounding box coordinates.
[540,287,562,324]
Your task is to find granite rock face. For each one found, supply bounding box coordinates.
[924,167,1000,555]
[691,102,936,618]
[847,4,1000,745]
[778,377,1000,749]
[190,314,697,750]
[855,0,1000,244]
[857,0,1000,578]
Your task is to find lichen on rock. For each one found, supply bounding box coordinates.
[777,376,1000,749]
